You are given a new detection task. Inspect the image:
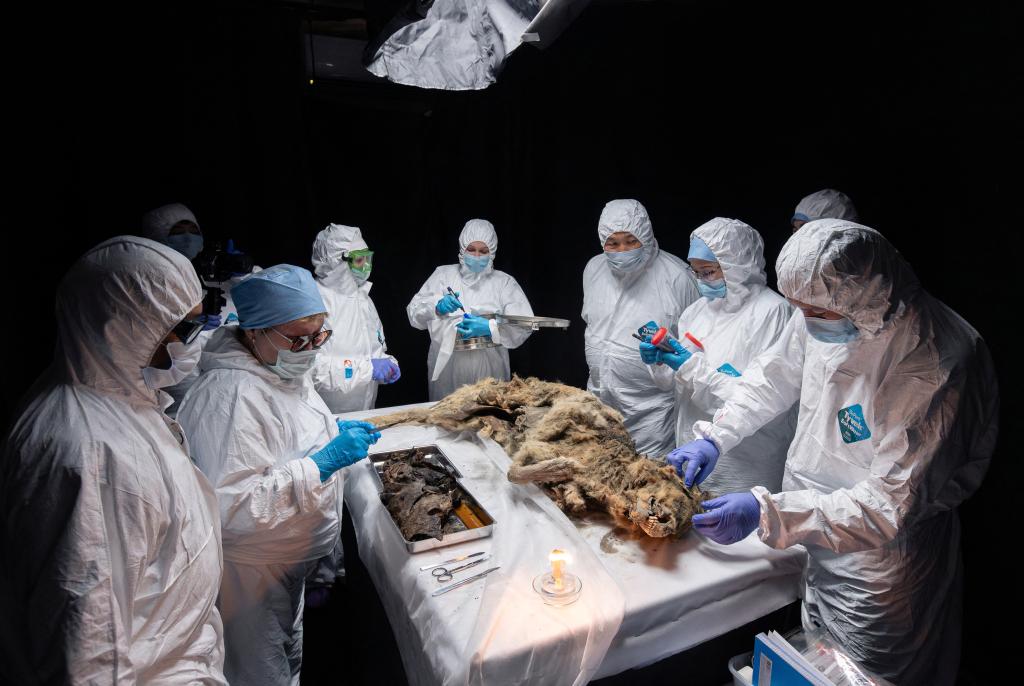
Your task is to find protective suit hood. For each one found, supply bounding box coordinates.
[597,199,659,277]
[690,217,767,312]
[458,219,498,283]
[55,235,203,406]
[141,203,202,241]
[792,189,859,224]
[311,223,369,280]
[777,219,920,339]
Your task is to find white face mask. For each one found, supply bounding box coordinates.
[259,330,320,379]
[605,246,645,273]
[143,340,202,389]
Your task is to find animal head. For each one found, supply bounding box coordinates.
[628,493,679,538]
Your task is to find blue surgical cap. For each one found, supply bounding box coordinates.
[232,264,327,330]
[791,212,811,223]
[687,237,718,263]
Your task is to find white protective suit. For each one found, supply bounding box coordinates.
[176,327,344,686]
[311,223,397,413]
[0,236,226,685]
[407,219,534,400]
[582,199,701,457]
[141,201,201,241]
[792,188,859,224]
[649,218,796,493]
[694,219,999,683]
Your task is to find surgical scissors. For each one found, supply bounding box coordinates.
[431,556,489,582]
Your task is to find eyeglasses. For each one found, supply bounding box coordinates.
[267,326,333,352]
[688,266,722,281]
[172,318,205,345]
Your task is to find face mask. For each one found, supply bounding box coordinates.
[804,315,860,343]
[143,340,202,389]
[260,330,320,379]
[605,247,645,273]
[164,233,204,260]
[350,267,371,284]
[697,278,727,300]
[464,255,491,273]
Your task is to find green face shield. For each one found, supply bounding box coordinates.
[346,248,373,281]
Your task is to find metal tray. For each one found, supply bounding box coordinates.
[477,313,573,331]
[366,445,495,553]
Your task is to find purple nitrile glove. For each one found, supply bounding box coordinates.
[305,586,331,609]
[198,313,222,331]
[692,492,761,545]
[371,358,401,383]
[666,438,720,488]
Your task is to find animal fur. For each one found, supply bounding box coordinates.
[368,376,705,538]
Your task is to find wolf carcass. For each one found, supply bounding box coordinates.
[369,376,705,538]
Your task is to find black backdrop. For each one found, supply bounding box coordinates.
[6,0,1020,682]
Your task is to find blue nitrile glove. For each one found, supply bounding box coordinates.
[310,425,382,482]
[197,313,222,331]
[371,358,401,383]
[435,291,463,315]
[639,341,660,365]
[666,438,720,488]
[657,336,692,370]
[456,314,492,339]
[305,586,331,609]
[692,492,761,545]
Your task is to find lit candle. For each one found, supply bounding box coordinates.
[549,549,568,590]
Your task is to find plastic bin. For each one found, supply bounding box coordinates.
[728,650,754,686]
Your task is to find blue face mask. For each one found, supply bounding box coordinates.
[605,247,645,273]
[164,233,204,260]
[697,278,727,300]
[804,316,860,343]
[464,255,491,273]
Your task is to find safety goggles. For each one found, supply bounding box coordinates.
[267,326,333,352]
[171,318,205,345]
[688,265,723,282]
[345,249,374,270]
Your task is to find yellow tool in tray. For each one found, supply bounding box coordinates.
[454,501,486,529]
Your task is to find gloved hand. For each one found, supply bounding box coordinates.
[639,341,660,365]
[666,438,720,488]
[310,425,382,482]
[197,313,222,331]
[692,492,761,545]
[656,336,692,370]
[304,586,331,609]
[371,358,401,383]
[638,337,691,370]
[435,291,463,315]
[456,314,492,339]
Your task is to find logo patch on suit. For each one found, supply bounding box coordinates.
[837,404,871,443]
[716,363,742,377]
[344,359,354,379]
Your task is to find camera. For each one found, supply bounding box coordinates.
[193,239,254,316]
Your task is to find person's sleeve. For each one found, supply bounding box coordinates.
[179,380,333,543]
[491,275,534,349]
[752,339,999,553]
[4,440,158,684]
[693,310,806,453]
[407,268,445,330]
[679,300,794,413]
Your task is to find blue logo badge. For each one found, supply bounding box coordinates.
[716,363,742,377]
[837,404,871,443]
[344,359,354,379]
